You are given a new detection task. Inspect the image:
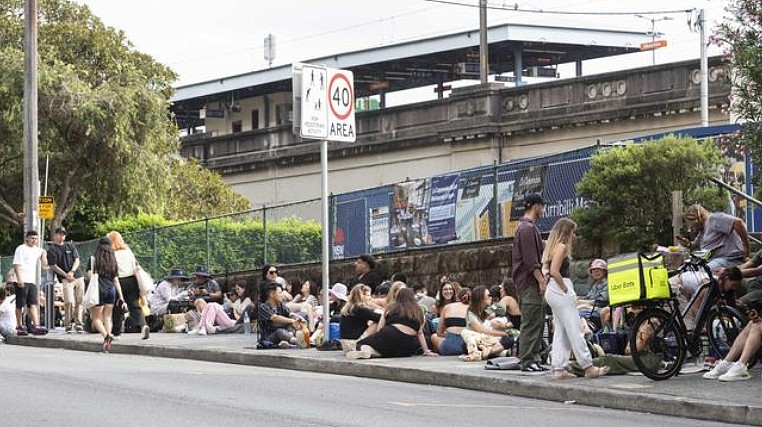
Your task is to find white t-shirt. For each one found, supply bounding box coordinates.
[12,244,44,284]
[0,297,16,330]
[114,248,137,278]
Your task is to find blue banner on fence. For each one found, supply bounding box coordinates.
[537,158,591,232]
[428,173,460,244]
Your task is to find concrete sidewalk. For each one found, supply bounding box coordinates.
[7,331,762,426]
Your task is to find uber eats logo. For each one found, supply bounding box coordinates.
[611,280,637,291]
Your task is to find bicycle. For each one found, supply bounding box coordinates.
[628,252,748,380]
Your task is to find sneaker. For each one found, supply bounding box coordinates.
[16,326,28,337]
[141,325,150,340]
[277,340,292,348]
[65,325,74,334]
[295,330,309,349]
[718,363,751,382]
[703,359,731,379]
[188,327,205,336]
[75,325,85,334]
[31,326,48,336]
[346,349,372,359]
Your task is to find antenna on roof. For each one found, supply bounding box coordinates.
[264,34,276,68]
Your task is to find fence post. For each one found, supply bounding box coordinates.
[205,216,210,270]
[152,227,158,275]
[263,205,268,265]
[492,161,500,238]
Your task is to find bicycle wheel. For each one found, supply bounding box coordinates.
[707,306,749,365]
[629,307,686,381]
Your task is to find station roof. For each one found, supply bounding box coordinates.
[172,22,649,110]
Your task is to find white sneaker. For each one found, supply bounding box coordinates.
[346,349,371,359]
[141,325,150,340]
[703,360,731,379]
[188,327,206,336]
[718,363,751,382]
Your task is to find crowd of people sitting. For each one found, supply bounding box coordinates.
[2,198,762,382]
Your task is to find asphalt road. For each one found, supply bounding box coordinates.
[0,344,744,427]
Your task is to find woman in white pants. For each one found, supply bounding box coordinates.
[542,218,608,380]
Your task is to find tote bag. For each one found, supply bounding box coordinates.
[83,256,100,309]
[135,264,154,297]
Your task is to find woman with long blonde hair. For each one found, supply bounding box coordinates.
[106,231,149,339]
[542,218,607,379]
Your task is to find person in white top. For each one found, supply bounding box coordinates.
[0,286,17,340]
[12,230,48,335]
[107,231,149,339]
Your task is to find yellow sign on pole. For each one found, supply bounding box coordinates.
[39,196,54,220]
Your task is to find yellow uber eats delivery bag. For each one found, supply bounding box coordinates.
[607,252,670,306]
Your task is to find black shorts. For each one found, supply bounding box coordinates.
[15,282,39,308]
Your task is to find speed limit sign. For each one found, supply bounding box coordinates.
[327,69,355,142]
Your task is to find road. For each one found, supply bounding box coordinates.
[0,345,743,427]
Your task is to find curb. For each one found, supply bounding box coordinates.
[9,336,761,426]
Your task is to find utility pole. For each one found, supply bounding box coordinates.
[699,9,709,127]
[23,0,39,234]
[635,14,672,65]
[479,0,488,84]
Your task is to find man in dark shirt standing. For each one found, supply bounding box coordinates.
[47,227,84,333]
[511,194,547,371]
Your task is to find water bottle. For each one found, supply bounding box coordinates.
[243,311,251,336]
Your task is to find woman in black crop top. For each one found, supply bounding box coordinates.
[431,288,469,355]
[347,288,438,359]
[542,218,607,379]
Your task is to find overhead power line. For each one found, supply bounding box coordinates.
[417,0,694,16]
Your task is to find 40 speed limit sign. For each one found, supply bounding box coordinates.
[327,69,355,142]
[295,64,355,142]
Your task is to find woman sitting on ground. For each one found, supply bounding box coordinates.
[340,284,382,347]
[288,279,320,330]
[461,286,513,360]
[431,288,470,355]
[188,280,254,335]
[347,288,438,359]
[498,280,522,330]
[430,280,461,318]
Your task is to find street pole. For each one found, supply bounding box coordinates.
[321,139,330,341]
[23,0,39,235]
[699,8,709,127]
[479,0,488,84]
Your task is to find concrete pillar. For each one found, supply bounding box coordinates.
[380,89,386,109]
[513,48,523,87]
[575,57,583,77]
[264,95,271,128]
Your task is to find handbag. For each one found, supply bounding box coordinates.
[83,256,100,309]
[135,264,154,297]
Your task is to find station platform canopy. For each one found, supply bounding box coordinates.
[172,22,649,116]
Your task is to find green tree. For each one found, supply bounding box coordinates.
[164,159,251,220]
[715,0,762,196]
[572,136,726,252]
[0,0,250,252]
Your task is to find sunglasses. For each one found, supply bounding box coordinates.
[268,270,278,274]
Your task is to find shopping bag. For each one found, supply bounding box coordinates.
[135,265,154,297]
[83,256,100,309]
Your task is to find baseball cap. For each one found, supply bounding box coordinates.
[54,226,67,235]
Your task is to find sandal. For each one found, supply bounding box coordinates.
[584,366,609,378]
[552,370,577,380]
[104,334,114,353]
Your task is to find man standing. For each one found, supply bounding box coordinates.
[511,194,547,372]
[12,230,48,335]
[46,227,84,333]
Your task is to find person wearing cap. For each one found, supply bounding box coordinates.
[580,259,609,308]
[47,226,85,333]
[149,268,188,317]
[348,254,384,294]
[328,283,349,323]
[258,282,309,348]
[188,267,222,307]
[511,193,547,372]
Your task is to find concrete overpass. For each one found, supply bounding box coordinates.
[179,57,730,206]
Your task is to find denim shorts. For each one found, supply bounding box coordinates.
[439,332,465,355]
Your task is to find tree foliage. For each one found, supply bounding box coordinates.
[715,0,762,193]
[0,0,250,253]
[572,137,726,252]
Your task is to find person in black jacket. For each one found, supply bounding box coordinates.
[348,254,384,293]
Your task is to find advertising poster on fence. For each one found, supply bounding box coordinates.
[427,173,460,244]
[455,172,494,242]
[537,159,590,231]
[496,170,517,238]
[369,206,390,251]
[505,165,547,236]
[390,180,429,249]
